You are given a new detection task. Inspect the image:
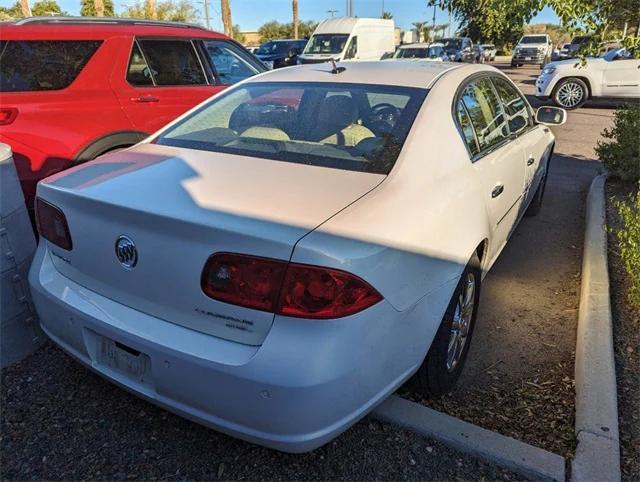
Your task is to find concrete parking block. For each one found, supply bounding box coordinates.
[373,395,566,482]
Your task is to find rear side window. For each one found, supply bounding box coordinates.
[127,41,154,86]
[0,40,101,92]
[137,39,206,86]
[455,101,479,156]
[459,78,509,154]
[491,77,532,135]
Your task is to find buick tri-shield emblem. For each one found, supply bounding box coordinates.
[115,235,138,269]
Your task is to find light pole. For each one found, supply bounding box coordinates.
[203,0,211,29]
[327,9,338,17]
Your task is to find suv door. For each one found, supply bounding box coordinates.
[602,51,640,97]
[456,76,526,260]
[112,37,222,134]
[491,76,551,208]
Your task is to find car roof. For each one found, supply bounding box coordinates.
[0,16,227,40]
[399,43,431,49]
[246,61,463,89]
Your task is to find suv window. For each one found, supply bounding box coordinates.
[137,39,206,86]
[344,36,358,59]
[491,77,531,135]
[201,40,261,85]
[0,40,101,92]
[127,41,154,86]
[459,77,509,154]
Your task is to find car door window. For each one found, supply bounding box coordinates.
[460,77,509,154]
[201,40,261,85]
[126,41,154,86]
[491,77,532,135]
[344,36,357,59]
[137,39,206,86]
[456,100,479,156]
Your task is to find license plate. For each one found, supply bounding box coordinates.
[525,57,532,60]
[99,337,149,380]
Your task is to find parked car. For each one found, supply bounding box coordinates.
[511,34,553,67]
[440,37,475,63]
[473,44,486,63]
[391,42,447,61]
[254,39,307,69]
[554,43,572,60]
[30,60,565,452]
[481,43,497,61]
[245,45,259,54]
[298,17,395,63]
[536,47,640,109]
[0,16,266,216]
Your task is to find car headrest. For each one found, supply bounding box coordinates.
[318,95,359,130]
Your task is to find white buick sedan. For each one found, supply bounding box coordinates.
[30,61,565,452]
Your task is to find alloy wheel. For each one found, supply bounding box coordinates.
[557,81,584,108]
[446,272,476,372]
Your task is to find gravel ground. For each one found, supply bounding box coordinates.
[0,343,522,481]
[606,179,640,481]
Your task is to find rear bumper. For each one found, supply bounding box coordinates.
[29,244,454,452]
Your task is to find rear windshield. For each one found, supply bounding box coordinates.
[520,35,547,44]
[155,81,427,174]
[0,40,102,92]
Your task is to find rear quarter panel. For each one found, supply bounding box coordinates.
[292,65,493,313]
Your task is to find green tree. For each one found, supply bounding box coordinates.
[0,1,24,18]
[121,0,197,21]
[381,11,393,19]
[31,0,65,15]
[232,24,246,43]
[80,0,114,16]
[258,20,317,42]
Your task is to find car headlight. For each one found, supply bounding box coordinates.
[449,54,456,60]
[542,66,556,75]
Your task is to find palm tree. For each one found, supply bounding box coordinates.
[292,0,299,39]
[412,21,425,42]
[19,0,31,16]
[221,0,232,37]
[94,0,105,16]
[381,11,392,19]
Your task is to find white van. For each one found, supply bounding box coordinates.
[298,17,395,64]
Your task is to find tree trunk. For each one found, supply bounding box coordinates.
[19,0,31,17]
[94,0,105,17]
[292,0,299,39]
[145,0,155,19]
[221,0,232,37]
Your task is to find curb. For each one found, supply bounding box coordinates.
[373,396,565,481]
[571,174,620,481]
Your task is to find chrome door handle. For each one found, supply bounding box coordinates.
[527,157,535,166]
[491,184,504,198]
[131,95,159,103]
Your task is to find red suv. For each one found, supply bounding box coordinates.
[0,17,266,213]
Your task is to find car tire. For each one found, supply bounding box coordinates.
[510,61,517,68]
[525,162,549,217]
[552,77,588,109]
[415,252,482,398]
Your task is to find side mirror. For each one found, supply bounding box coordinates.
[535,106,567,125]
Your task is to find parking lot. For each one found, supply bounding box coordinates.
[1,63,616,479]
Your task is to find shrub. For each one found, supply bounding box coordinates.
[595,104,640,182]
[613,184,640,307]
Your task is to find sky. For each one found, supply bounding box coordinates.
[2,0,561,34]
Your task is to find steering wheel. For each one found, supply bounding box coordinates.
[366,103,402,135]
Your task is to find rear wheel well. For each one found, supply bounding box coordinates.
[74,130,148,163]
[475,240,488,270]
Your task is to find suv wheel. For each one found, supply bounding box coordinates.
[553,78,588,109]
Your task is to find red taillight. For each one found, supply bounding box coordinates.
[35,198,73,250]
[201,253,382,319]
[0,108,18,125]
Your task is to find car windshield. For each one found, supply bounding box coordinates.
[520,36,547,44]
[481,44,494,49]
[304,34,349,54]
[256,42,290,55]
[395,47,433,58]
[602,48,632,61]
[571,36,590,44]
[155,81,428,175]
[442,38,462,50]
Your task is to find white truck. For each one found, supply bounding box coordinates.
[511,33,553,68]
[298,17,395,64]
